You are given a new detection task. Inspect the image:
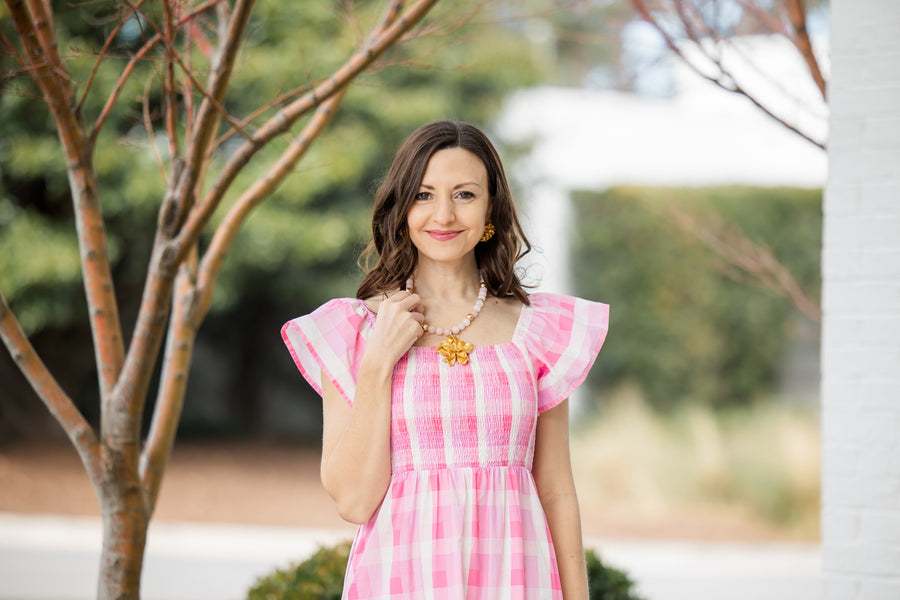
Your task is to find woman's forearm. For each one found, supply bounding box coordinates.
[544,491,589,599]
[321,359,394,524]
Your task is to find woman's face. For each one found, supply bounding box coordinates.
[406,147,490,268]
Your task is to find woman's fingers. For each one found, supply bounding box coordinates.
[372,291,425,353]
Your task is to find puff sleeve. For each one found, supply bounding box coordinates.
[281,298,373,406]
[522,293,609,413]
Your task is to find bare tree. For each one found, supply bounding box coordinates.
[0,1,441,597]
[630,0,827,149]
[625,0,826,321]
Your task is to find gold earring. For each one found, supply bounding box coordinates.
[480,223,495,243]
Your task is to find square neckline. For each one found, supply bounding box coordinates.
[356,297,530,351]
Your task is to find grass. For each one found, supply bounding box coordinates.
[571,387,821,540]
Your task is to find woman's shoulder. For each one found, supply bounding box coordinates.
[283,297,373,333]
[308,297,367,317]
[525,292,609,315]
[520,292,609,342]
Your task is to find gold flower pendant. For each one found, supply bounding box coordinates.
[436,334,475,366]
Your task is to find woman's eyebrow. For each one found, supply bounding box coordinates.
[419,181,484,190]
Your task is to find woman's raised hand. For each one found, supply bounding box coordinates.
[365,290,425,367]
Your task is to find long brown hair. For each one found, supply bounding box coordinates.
[357,120,532,304]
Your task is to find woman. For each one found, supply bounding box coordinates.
[282,120,608,599]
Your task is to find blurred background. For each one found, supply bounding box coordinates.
[1,0,826,568]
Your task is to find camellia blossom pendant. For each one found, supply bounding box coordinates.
[436,334,475,366]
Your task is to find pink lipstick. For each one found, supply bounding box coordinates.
[427,230,462,241]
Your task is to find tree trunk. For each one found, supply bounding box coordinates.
[97,451,149,600]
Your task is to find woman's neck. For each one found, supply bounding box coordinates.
[410,260,481,304]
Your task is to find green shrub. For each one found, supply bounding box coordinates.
[247,542,644,600]
[586,548,645,600]
[247,541,351,600]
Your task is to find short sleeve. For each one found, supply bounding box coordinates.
[281,298,373,406]
[522,293,609,413]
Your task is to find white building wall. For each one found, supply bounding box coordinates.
[822,1,900,598]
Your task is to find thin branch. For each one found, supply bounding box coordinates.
[176,0,440,255]
[668,205,821,323]
[124,0,254,146]
[90,0,225,142]
[77,2,146,114]
[170,46,254,142]
[736,0,789,36]
[1,28,28,72]
[0,292,104,485]
[174,0,255,234]
[161,0,180,161]
[142,67,167,181]
[785,0,826,100]
[195,86,348,321]
[210,81,316,154]
[674,0,704,45]
[182,9,196,127]
[122,0,254,150]
[631,0,825,149]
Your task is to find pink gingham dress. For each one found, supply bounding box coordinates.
[282,293,608,599]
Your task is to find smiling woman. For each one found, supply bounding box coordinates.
[280,120,610,600]
[406,146,490,268]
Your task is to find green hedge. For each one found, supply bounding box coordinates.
[571,186,821,410]
[248,541,351,600]
[248,542,643,600]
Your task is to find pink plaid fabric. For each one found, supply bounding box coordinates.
[282,293,608,599]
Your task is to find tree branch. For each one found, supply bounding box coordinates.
[736,0,789,36]
[668,205,821,323]
[210,81,316,154]
[90,0,225,143]
[785,0,826,100]
[0,292,104,486]
[195,86,349,321]
[1,25,28,75]
[139,249,198,513]
[176,0,440,255]
[631,0,825,149]
[6,0,127,403]
[172,0,255,235]
[120,0,254,166]
[142,67,168,181]
[77,2,146,114]
[24,0,64,76]
[161,0,181,161]
[100,0,251,447]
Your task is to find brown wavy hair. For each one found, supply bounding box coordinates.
[357,120,532,304]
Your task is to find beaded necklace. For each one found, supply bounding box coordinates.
[406,275,487,366]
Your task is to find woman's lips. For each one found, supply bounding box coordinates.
[427,230,462,241]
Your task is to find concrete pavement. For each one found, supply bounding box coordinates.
[0,512,820,600]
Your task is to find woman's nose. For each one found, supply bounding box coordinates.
[433,196,454,223]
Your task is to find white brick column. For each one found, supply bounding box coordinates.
[822,1,900,598]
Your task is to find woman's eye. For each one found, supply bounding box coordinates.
[415,191,431,201]
[455,191,475,201]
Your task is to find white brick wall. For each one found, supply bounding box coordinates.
[822,1,900,597]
